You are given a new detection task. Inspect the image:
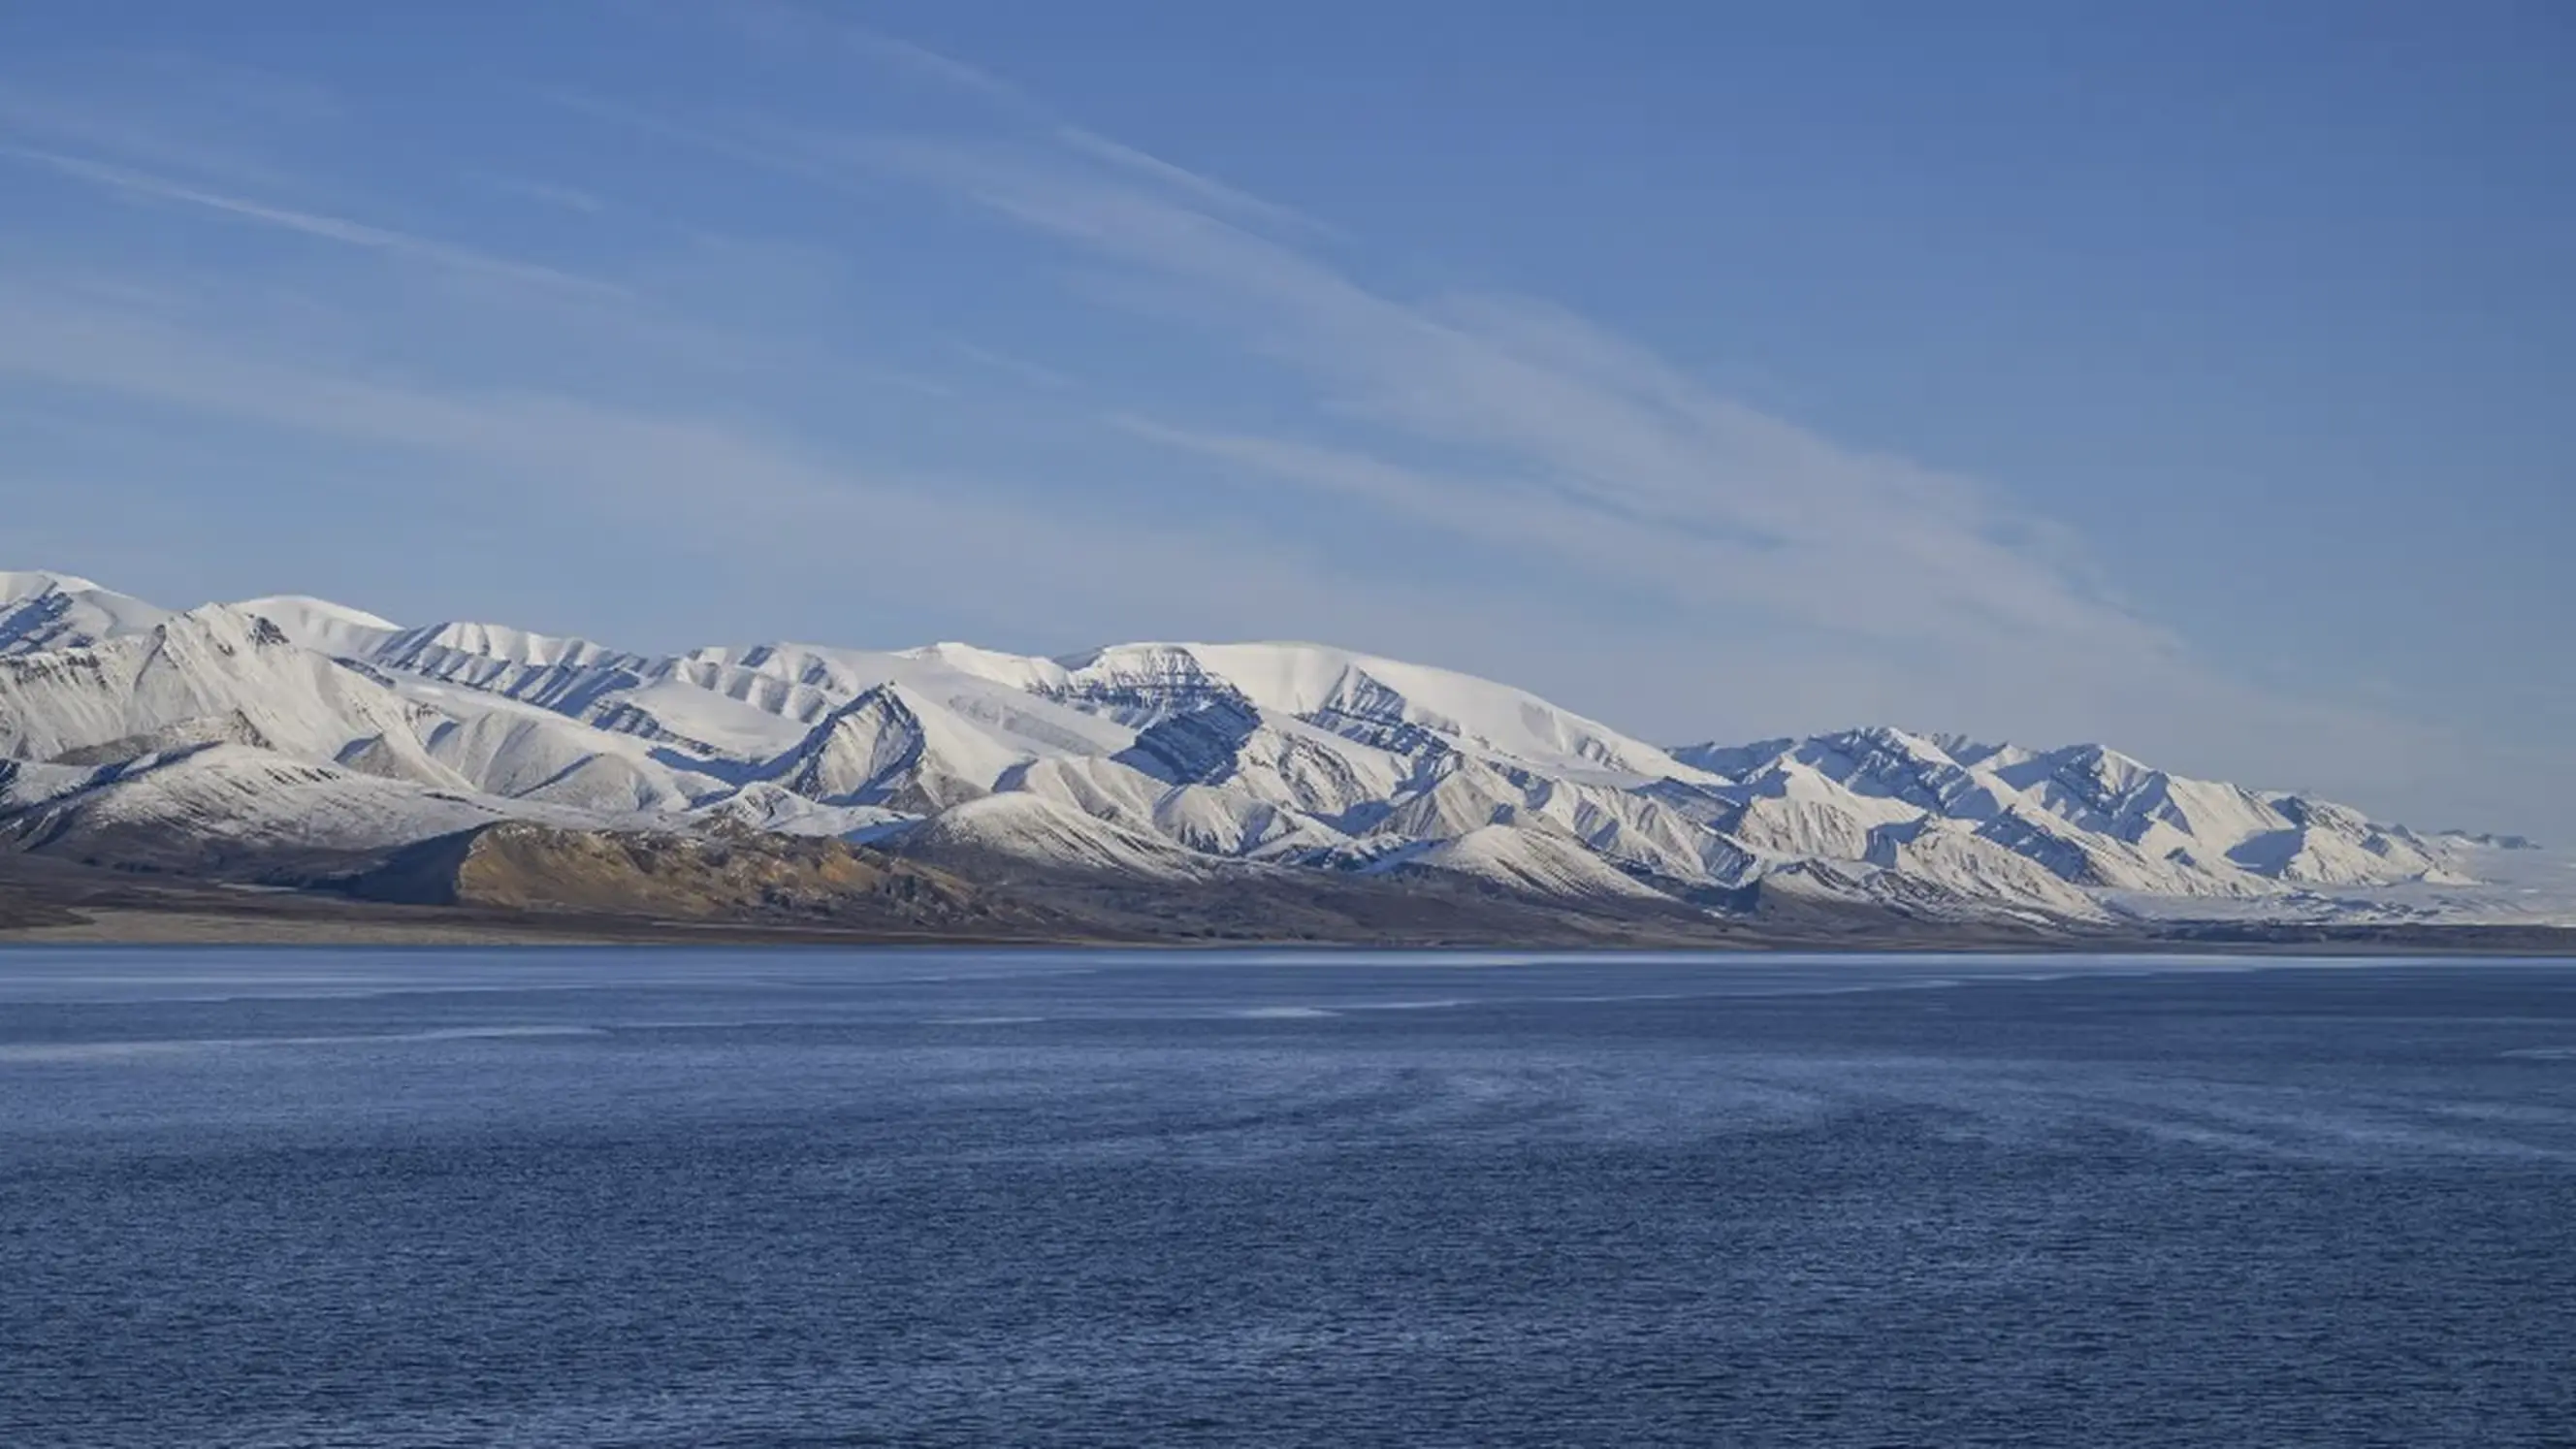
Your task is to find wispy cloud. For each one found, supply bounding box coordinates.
[2,145,625,297]
[685,0,1041,114]
[670,4,1333,241]
[833,25,1032,111]
[0,278,1533,655]
[569,85,2460,796]
[0,16,2491,822]
[0,66,326,191]
[766,130,2166,656]
[949,340,1077,392]
[1050,126,1338,241]
[476,173,608,214]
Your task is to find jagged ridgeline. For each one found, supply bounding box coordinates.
[0,568,2554,937]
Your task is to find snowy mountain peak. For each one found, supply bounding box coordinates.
[0,569,108,599]
[0,567,2558,930]
[236,596,400,631]
[774,685,940,808]
[379,621,642,672]
[0,572,175,657]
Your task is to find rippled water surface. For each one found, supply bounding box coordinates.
[5,948,2574,1446]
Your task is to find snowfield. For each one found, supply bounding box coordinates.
[0,567,2562,926]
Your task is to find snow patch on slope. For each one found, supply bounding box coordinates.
[1392,823,1670,903]
[896,790,1212,882]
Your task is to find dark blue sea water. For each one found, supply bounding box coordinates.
[3,949,2573,1447]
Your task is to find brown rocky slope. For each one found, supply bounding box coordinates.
[342,821,1076,938]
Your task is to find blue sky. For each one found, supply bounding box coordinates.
[2,1,2569,833]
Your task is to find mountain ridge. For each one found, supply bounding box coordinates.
[0,567,2561,940]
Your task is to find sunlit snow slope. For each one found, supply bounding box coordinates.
[0,568,2559,925]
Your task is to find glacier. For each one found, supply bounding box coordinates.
[0,567,2562,930]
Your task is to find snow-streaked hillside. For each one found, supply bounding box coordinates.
[0,567,2557,926]
[0,571,173,656]
[0,604,460,788]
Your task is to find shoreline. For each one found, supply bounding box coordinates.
[7,900,2573,955]
[9,853,2571,955]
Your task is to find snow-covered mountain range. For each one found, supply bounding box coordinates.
[1,568,2561,930]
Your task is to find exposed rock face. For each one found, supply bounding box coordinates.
[346,821,1050,935]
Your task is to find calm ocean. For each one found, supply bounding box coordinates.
[5,948,2572,1446]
